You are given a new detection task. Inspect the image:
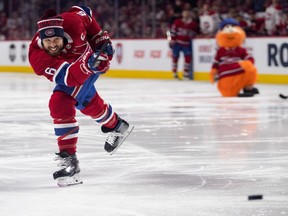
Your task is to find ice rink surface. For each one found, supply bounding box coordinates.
[0,72,287,216]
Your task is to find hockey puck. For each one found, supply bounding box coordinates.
[248,194,263,200]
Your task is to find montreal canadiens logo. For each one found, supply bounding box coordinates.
[45,29,55,37]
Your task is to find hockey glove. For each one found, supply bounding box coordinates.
[87,52,110,74]
[94,31,114,60]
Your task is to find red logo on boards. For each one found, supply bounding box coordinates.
[116,43,123,64]
[134,50,145,58]
[150,50,161,58]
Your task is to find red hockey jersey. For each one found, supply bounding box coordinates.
[170,18,198,46]
[212,47,254,79]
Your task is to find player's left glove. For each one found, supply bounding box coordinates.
[87,52,110,74]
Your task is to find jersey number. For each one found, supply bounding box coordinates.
[45,67,57,76]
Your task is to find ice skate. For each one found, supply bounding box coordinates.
[173,72,179,79]
[173,72,183,80]
[53,151,83,187]
[183,72,190,79]
[102,117,134,155]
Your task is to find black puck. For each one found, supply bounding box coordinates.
[248,194,263,200]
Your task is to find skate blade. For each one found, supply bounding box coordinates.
[57,173,83,187]
[110,125,134,155]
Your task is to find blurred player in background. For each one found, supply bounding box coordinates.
[29,6,134,187]
[199,3,221,37]
[169,9,198,80]
[264,0,283,35]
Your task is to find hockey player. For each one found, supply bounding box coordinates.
[29,6,134,187]
[169,9,198,80]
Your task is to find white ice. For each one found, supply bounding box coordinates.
[0,72,287,216]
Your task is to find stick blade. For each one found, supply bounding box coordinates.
[279,94,288,99]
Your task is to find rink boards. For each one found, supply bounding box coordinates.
[0,37,287,84]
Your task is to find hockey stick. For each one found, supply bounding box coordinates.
[279,93,288,99]
[94,39,110,61]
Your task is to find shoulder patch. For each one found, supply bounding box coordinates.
[71,6,92,19]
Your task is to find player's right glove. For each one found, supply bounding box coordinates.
[87,51,110,74]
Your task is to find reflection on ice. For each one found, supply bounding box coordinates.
[0,72,287,216]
